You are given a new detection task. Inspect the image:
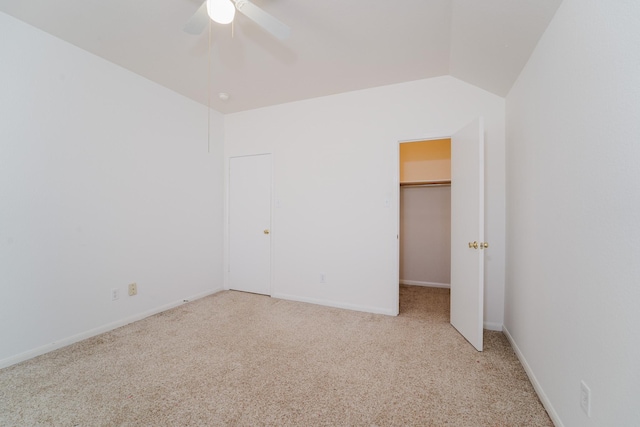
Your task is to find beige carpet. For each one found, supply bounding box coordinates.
[0,286,552,426]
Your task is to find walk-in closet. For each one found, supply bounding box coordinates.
[399,139,451,290]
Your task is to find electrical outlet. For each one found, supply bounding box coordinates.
[111,288,119,301]
[319,273,326,284]
[580,380,591,417]
[128,282,138,296]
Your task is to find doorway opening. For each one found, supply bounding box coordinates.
[398,139,451,315]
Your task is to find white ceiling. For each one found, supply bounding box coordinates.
[0,0,562,114]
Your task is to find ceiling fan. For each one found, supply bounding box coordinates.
[184,0,291,40]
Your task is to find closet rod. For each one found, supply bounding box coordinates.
[400,180,451,188]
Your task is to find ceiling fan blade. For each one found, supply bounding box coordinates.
[183,1,209,35]
[235,0,291,40]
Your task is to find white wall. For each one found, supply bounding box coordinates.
[0,13,224,367]
[505,1,640,426]
[225,76,505,328]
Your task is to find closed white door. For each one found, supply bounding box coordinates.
[229,154,272,295]
[450,118,485,351]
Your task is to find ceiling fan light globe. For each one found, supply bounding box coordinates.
[207,0,236,25]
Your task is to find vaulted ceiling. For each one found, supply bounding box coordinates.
[0,0,562,113]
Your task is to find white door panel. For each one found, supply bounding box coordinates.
[450,118,485,351]
[229,154,272,295]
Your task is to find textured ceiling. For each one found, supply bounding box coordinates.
[0,0,562,113]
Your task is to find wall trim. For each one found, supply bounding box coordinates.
[400,280,450,289]
[272,293,396,316]
[0,287,224,370]
[503,325,564,427]
[483,321,503,331]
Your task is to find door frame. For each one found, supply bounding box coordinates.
[393,121,485,350]
[224,153,274,295]
[393,133,453,316]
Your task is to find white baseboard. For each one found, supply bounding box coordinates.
[503,325,563,427]
[0,287,224,370]
[271,293,396,316]
[400,280,450,289]
[483,321,503,331]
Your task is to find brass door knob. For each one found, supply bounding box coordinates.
[264,229,270,235]
[468,241,478,249]
[481,242,489,249]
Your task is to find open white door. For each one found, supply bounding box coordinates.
[450,118,485,351]
[229,154,272,295]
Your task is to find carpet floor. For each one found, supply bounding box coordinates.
[0,286,552,426]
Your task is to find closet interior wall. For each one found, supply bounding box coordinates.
[400,184,451,287]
